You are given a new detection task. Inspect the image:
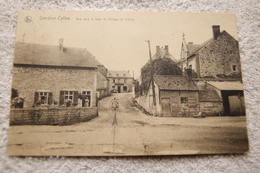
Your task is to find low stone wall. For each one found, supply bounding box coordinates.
[9,107,98,126]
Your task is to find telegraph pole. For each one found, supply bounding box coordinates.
[145,40,156,107]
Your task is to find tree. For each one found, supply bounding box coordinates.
[140,58,182,95]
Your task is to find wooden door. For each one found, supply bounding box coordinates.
[161,98,171,117]
[228,95,245,115]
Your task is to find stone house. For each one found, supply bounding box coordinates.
[180,25,245,116]
[138,75,199,117]
[180,25,241,79]
[96,60,109,99]
[12,40,106,108]
[107,70,134,93]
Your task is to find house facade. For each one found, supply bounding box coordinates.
[180,25,241,79]
[107,70,134,93]
[11,40,103,108]
[180,25,245,116]
[138,75,199,117]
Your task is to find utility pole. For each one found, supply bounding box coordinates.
[145,40,156,107]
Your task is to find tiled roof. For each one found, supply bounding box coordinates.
[107,70,132,78]
[154,75,197,91]
[198,90,221,102]
[13,42,99,68]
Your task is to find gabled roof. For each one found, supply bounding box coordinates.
[198,90,221,102]
[13,42,99,68]
[186,30,236,58]
[186,43,203,57]
[107,70,133,78]
[153,75,197,91]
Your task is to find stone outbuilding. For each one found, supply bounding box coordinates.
[138,75,199,117]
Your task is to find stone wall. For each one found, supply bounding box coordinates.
[12,66,97,108]
[198,32,241,78]
[9,107,98,126]
[160,90,199,117]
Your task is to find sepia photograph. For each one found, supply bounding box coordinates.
[8,10,249,156]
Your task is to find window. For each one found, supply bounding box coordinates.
[112,86,115,88]
[232,65,237,71]
[81,91,91,107]
[124,79,127,83]
[229,50,234,55]
[210,50,214,54]
[113,79,115,83]
[189,65,192,69]
[34,90,52,105]
[60,90,78,106]
[181,97,188,103]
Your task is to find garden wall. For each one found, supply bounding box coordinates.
[9,107,98,126]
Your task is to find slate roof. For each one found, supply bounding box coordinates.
[186,43,201,57]
[153,75,197,91]
[198,90,221,102]
[107,70,133,78]
[208,81,244,91]
[13,42,99,68]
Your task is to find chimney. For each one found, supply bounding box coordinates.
[165,45,169,54]
[59,38,64,51]
[156,46,160,54]
[185,68,192,78]
[212,25,220,40]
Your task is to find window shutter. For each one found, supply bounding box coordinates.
[74,91,79,105]
[48,92,53,105]
[34,92,39,104]
[60,91,64,105]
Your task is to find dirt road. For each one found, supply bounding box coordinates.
[8,93,249,156]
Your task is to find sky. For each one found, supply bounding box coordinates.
[16,11,238,78]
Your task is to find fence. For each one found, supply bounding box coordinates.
[9,107,98,126]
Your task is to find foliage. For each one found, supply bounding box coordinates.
[78,93,88,100]
[140,58,182,95]
[11,97,25,108]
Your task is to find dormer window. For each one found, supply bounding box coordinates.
[210,50,214,55]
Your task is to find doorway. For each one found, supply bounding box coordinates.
[117,86,121,93]
[161,98,171,117]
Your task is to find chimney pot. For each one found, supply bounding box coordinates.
[165,45,169,53]
[212,25,220,40]
[156,46,160,54]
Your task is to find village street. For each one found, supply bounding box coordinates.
[8,93,248,156]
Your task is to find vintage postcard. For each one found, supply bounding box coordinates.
[8,11,249,156]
